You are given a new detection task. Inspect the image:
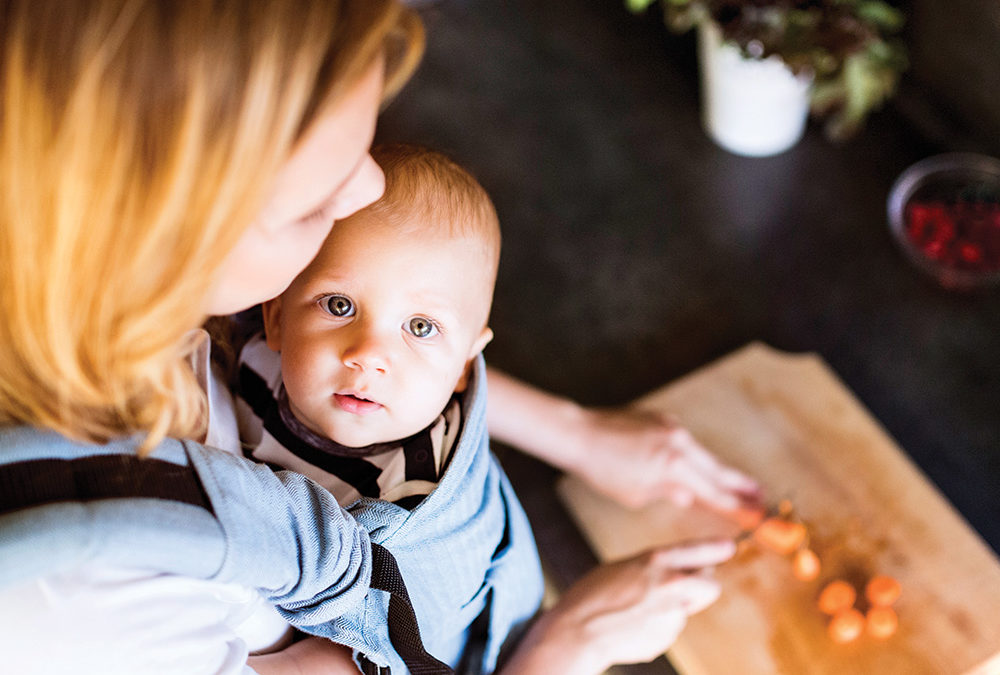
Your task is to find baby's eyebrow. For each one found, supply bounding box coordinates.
[303,277,352,297]
[412,298,461,323]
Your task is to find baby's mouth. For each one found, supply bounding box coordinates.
[333,392,383,415]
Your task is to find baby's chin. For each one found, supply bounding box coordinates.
[324,423,428,449]
[292,402,417,448]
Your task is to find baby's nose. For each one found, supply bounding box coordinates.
[341,329,389,374]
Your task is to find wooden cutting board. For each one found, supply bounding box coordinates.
[557,342,1000,675]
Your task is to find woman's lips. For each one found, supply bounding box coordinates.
[333,393,383,415]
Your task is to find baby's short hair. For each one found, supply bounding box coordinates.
[369,144,501,283]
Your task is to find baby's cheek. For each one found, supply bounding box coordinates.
[280,352,323,402]
[417,375,463,418]
[289,337,336,378]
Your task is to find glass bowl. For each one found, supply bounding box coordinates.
[887,153,1000,291]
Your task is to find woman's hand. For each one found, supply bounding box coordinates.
[486,367,762,512]
[501,539,736,675]
[569,406,762,512]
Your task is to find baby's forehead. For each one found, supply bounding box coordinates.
[377,197,497,250]
[347,209,490,254]
[338,203,497,268]
[307,222,495,299]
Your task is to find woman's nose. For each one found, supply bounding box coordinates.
[340,325,389,374]
[330,155,385,222]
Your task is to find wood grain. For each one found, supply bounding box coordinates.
[558,343,1000,675]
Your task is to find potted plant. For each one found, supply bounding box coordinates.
[627,0,908,156]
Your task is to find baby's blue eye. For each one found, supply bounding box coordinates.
[320,295,354,317]
[407,317,437,338]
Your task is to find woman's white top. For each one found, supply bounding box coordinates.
[0,331,291,674]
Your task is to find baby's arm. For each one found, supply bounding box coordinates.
[485,366,761,512]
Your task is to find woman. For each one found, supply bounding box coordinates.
[0,1,754,673]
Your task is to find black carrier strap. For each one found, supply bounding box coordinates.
[368,543,454,675]
[0,455,213,516]
[0,455,453,675]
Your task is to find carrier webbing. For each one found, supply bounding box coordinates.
[368,543,453,674]
[0,455,212,515]
[0,454,453,675]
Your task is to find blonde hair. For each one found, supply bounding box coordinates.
[369,144,501,288]
[0,0,423,450]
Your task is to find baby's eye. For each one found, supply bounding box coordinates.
[319,294,355,317]
[407,317,438,339]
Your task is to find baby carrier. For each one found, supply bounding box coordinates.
[0,359,543,674]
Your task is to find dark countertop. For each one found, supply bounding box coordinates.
[378,0,1000,669]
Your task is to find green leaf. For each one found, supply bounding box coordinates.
[632,0,908,139]
[855,2,905,32]
[625,0,659,13]
[663,5,705,33]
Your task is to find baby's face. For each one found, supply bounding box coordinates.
[263,211,494,447]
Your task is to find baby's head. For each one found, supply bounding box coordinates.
[262,144,500,447]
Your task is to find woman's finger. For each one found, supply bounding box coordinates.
[658,574,722,615]
[660,412,759,481]
[668,461,743,512]
[659,425,762,506]
[650,538,737,570]
[665,486,695,508]
[716,464,764,495]
[625,608,688,661]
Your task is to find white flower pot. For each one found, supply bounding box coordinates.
[697,21,813,157]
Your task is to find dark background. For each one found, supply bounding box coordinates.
[376,3,1000,668]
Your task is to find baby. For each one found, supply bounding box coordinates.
[234,144,543,673]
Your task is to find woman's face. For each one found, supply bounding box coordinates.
[204,59,387,316]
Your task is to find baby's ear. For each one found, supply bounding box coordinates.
[471,326,494,356]
[455,327,494,393]
[260,298,283,352]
